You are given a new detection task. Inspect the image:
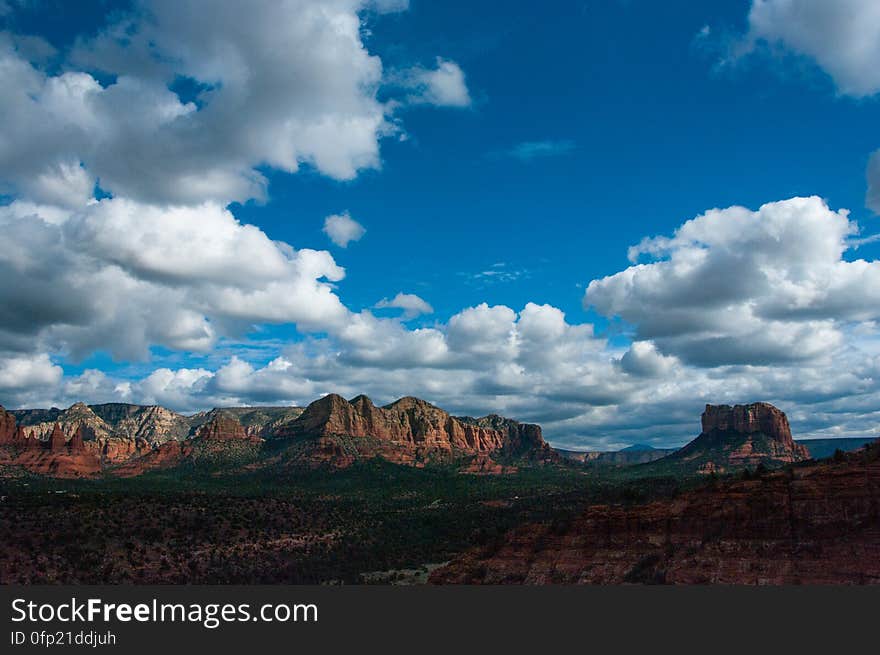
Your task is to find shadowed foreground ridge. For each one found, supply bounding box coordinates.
[431,402,879,585]
[431,440,880,584]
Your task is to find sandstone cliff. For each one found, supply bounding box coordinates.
[0,406,18,446]
[0,404,162,478]
[1,395,553,477]
[275,394,556,467]
[701,402,794,444]
[108,440,192,478]
[0,421,103,478]
[195,413,261,443]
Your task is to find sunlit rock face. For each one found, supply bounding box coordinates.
[701,402,793,445]
[275,394,556,467]
[0,395,556,477]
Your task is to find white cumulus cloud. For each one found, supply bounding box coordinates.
[745,0,880,97]
[0,2,474,207]
[323,212,367,248]
[397,58,472,108]
[375,292,434,318]
[0,199,348,360]
[586,197,880,366]
[721,1,880,214]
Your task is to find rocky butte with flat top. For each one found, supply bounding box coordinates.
[636,402,811,475]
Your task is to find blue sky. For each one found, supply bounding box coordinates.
[1,0,879,448]
[259,0,878,332]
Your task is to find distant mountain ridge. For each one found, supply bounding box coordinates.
[796,437,876,460]
[556,446,676,466]
[0,394,555,478]
[621,444,657,452]
[2,398,871,479]
[11,402,194,443]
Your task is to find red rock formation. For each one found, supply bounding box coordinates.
[110,440,192,477]
[461,414,556,461]
[1,395,553,477]
[431,442,880,585]
[0,406,16,446]
[701,402,793,445]
[277,394,555,469]
[68,425,87,453]
[290,395,436,444]
[0,415,106,477]
[48,423,67,451]
[196,415,261,444]
[647,402,809,475]
[25,430,42,449]
[461,454,517,475]
[100,437,150,463]
[5,421,102,478]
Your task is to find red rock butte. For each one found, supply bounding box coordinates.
[701,402,794,445]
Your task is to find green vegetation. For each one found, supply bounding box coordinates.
[0,460,687,584]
